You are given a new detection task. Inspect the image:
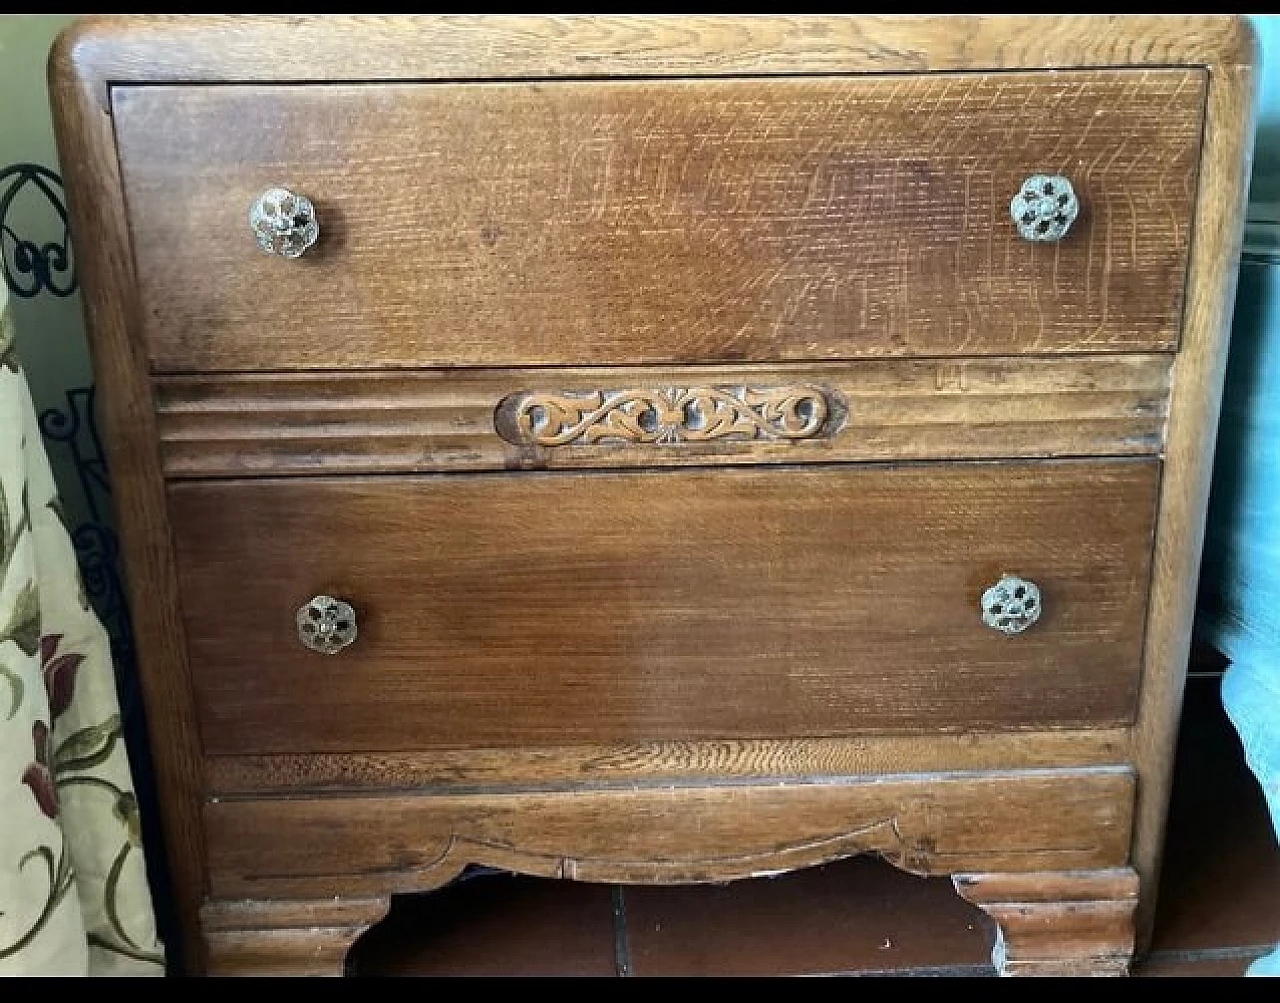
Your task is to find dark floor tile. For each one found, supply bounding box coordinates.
[1150,675,1280,953]
[623,856,993,977]
[349,870,619,976]
[1135,951,1256,977]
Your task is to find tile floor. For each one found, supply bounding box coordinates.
[349,669,1280,977]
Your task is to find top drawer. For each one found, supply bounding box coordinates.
[112,69,1205,372]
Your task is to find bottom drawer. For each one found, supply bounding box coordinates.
[168,459,1159,755]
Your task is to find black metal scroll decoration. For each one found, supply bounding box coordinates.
[39,385,171,968]
[1,160,130,687]
[1,163,76,298]
[38,387,136,694]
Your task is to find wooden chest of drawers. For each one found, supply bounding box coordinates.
[49,15,1256,976]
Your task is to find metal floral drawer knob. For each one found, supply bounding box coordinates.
[250,186,320,258]
[980,576,1042,635]
[296,595,357,654]
[1010,175,1079,242]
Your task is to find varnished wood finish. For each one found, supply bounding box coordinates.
[204,768,1135,899]
[498,385,836,447]
[53,15,1254,88]
[155,355,1171,479]
[953,868,1140,976]
[1128,58,1257,949]
[205,729,1131,795]
[202,897,389,977]
[46,22,211,974]
[170,460,1158,755]
[49,15,1256,976]
[114,71,1202,371]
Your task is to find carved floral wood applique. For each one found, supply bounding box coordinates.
[495,386,838,446]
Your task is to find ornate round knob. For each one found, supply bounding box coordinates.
[1010,175,1079,242]
[296,595,357,654]
[980,576,1042,635]
[250,186,319,258]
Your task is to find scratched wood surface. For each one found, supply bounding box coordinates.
[48,21,215,973]
[54,15,1255,84]
[111,70,1204,371]
[954,868,1140,976]
[49,15,1257,975]
[202,768,1135,899]
[202,897,390,977]
[204,729,1131,795]
[169,460,1159,755]
[154,355,1172,478]
[1127,56,1257,950]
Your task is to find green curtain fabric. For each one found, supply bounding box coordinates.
[0,283,163,975]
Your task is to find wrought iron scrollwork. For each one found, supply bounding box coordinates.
[1,163,76,298]
[38,387,112,523]
[38,387,135,695]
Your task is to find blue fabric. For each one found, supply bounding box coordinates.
[1199,242,1280,977]
[1221,659,1280,976]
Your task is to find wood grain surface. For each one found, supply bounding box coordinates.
[954,867,1140,976]
[203,767,1135,899]
[53,15,1254,86]
[204,728,1131,795]
[47,24,213,974]
[113,70,1203,371]
[169,460,1159,755]
[154,355,1172,479]
[202,897,390,977]
[1128,57,1257,949]
[46,14,1257,975]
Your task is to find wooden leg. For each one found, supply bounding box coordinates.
[201,896,391,976]
[952,868,1139,977]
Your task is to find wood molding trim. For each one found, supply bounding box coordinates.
[155,356,1172,479]
[954,867,1140,976]
[202,897,390,976]
[203,768,1135,899]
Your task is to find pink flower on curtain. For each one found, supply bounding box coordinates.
[19,637,85,819]
[40,633,82,720]
[21,720,58,819]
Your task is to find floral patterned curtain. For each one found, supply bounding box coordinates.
[0,283,163,975]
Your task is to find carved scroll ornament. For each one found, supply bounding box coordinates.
[496,385,838,447]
